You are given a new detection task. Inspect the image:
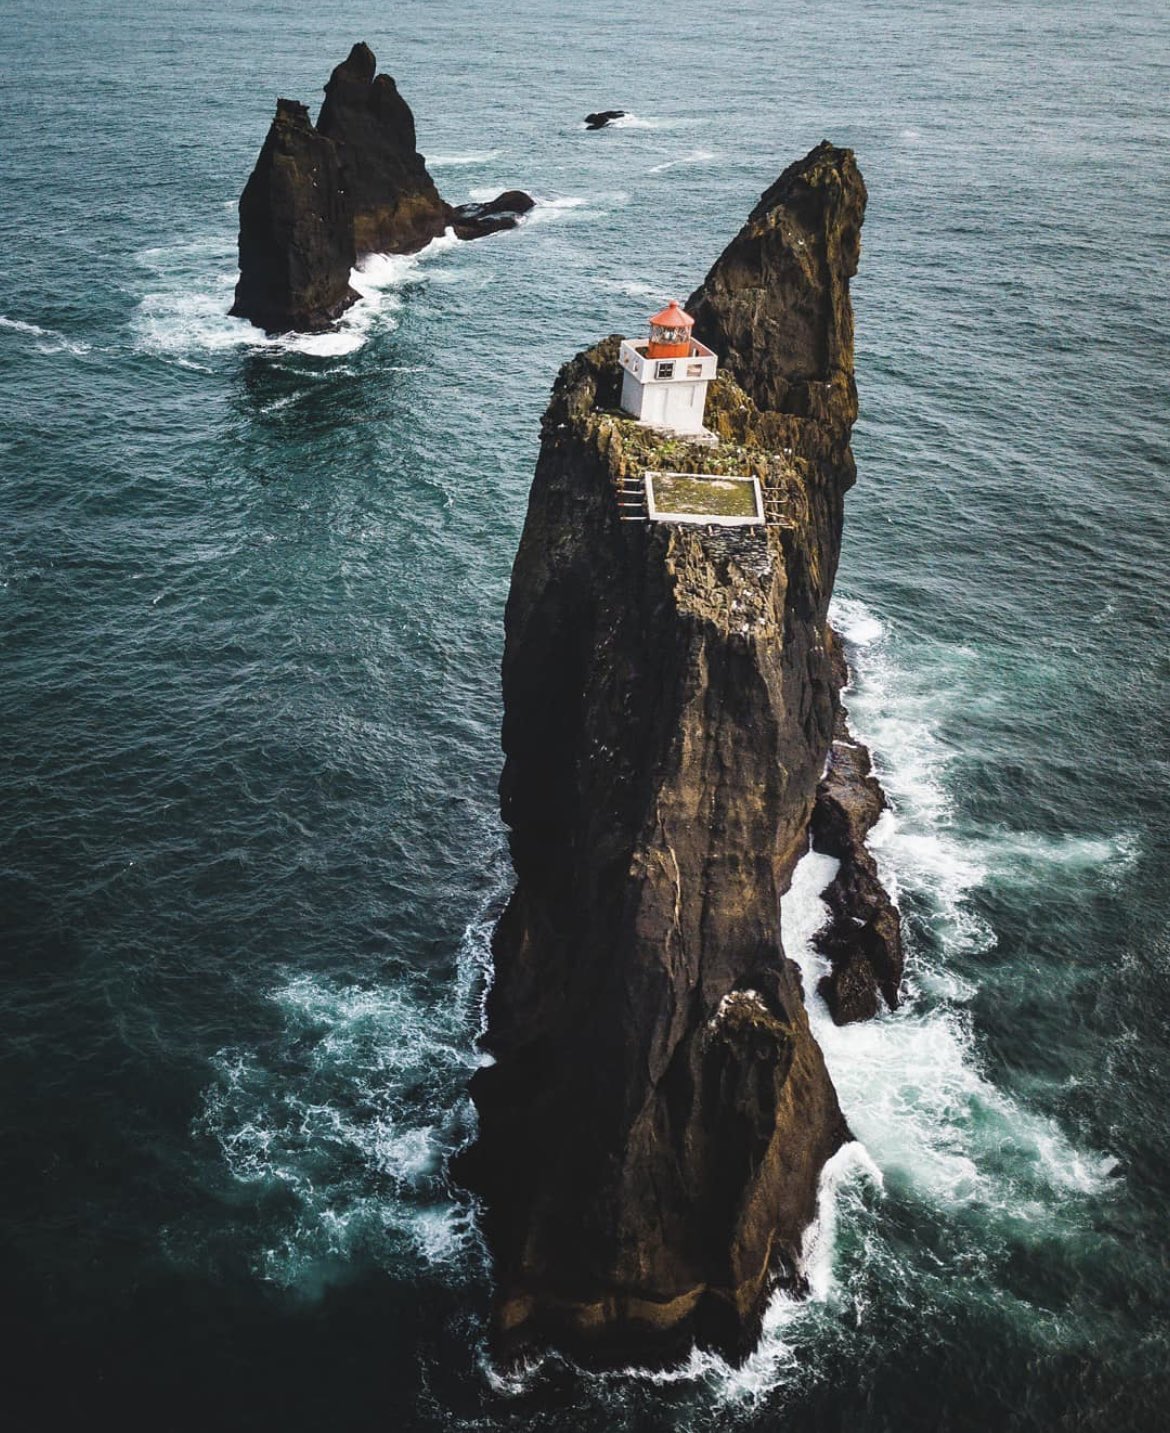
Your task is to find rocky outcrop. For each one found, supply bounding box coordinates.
[456,143,895,1369]
[585,109,626,129]
[229,99,358,334]
[449,190,536,240]
[232,44,534,333]
[316,42,448,257]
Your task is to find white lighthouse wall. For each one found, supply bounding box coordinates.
[620,370,710,433]
[618,338,717,385]
[642,383,669,426]
[620,368,644,421]
[662,381,708,432]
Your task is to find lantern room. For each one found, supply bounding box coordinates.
[646,300,694,358]
[617,300,719,436]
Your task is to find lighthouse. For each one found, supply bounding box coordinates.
[618,300,718,435]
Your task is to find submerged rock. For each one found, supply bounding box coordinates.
[229,99,357,335]
[455,143,891,1369]
[448,189,535,240]
[316,42,449,257]
[584,109,626,129]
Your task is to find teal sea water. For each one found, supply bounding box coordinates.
[2,1,1168,1427]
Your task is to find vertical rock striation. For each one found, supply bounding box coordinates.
[685,140,863,431]
[456,142,898,1367]
[229,99,358,335]
[688,141,904,1027]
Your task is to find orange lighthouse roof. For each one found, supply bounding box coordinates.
[649,300,693,330]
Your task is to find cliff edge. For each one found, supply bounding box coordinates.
[454,143,897,1367]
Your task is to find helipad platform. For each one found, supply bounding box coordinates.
[643,471,764,527]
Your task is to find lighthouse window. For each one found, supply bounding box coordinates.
[686,362,703,377]
[655,361,675,379]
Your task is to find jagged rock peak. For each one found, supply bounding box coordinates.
[231,43,536,331]
[316,41,447,257]
[687,140,867,427]
[273,96,311,127]
[330,39,378,85]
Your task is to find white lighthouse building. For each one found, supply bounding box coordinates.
[618,300,718,435]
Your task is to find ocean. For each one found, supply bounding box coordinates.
[1,1,1168,1428]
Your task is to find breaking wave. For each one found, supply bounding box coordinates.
[460,190,629,226]
[602,113,701,131]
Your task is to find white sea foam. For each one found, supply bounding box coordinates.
[784,846,1116,1211]
[831,596,989,938]
[604,113,699,131]
[833,598,884,648]
[648,148,717,174]
[429,149,502,168]
[701,1143,882,1404]
[597,277,662,299]
[197,910,494,1290]
[833,593,1138,906]
[522,194,591,226]
[973,827,1139,886]
[793,598,1119,1211]
[453,190,627,232]
[132,229,460,364]
[0,313,91,356]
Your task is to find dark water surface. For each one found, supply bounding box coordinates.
[2,1,1168,1428]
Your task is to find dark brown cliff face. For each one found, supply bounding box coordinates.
[229,99,357,335]
[689,140,902,1028]
[455,144,889,1368]
[316,42,449,257]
